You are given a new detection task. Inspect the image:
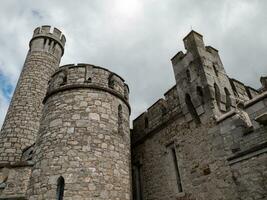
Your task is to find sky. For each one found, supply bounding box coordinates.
[0,0,267,127]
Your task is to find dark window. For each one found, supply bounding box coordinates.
[170,146,183,192]
[166,143,183,193]
[118,105,123,133]
[108,74,115,89]
[144,117,149,129]
[213,64,219,77]
[186,69,191,82]
[214,83,221,108]
[196,86,204,104]
[245,87,253,99]
[56,176,65,200]
[224,88,231,111]
[185,93,201,124]
[133,164,143,200]
[87,77,92,83]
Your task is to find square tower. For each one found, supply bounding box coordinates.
[171,31,235,125]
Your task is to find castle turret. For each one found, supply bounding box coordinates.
[171,30,235,125]
[28,64,131,200]
[0,26,65,164]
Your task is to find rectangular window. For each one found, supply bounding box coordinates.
[167,143,183,193]
[133,163,143,200]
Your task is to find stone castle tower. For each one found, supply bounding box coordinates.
[0,26,131,200]
[0,26,65,164]
[0,26,266,200]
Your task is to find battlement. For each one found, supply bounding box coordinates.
[30,25,66,56]
[132,85,182,144]
[44,63,130,109]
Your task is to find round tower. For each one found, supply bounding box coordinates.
[0,25,65,163]
[28,64,131,200]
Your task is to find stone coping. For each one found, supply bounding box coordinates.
[43,84,131,113]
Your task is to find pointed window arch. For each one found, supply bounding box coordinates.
[213,64,219,77]
[224,88,231,111]
[214,83,221,108]
[56,176,65,200]
[185,93,201,124]
[196,86,204,104]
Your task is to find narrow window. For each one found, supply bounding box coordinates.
[118,105,123,133]
[230,79,238,96]
[59,71,67,86]
[161,105,167,116]
[108,74,115,89]
[87,77,92,83]
[133,164,143,200]
[185,93,201,124]
[43,38,47,49]
[245,87,252,99]
[167,143,183,193]
[196,86,204,104]
[56,176,65,200]
[224,88,231,111]
[213,64,219,77]
[214,83,221,108]
[186,69,191,82]
[144,117,149,129]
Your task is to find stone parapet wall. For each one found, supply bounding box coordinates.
[132,85,181,144]
[46,64,129,106]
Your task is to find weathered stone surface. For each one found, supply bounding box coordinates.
[0,27,266,200]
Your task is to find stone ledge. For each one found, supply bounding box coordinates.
[0,196,27,200]
[227,142,267,165]
[0,161,34,169]
[43,83,131,113]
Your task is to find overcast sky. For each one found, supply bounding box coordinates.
[0,0,267,127]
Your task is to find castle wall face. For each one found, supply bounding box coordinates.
[28,64,131,200]
[132,31,267,200]
[0,26,65,164]
[132,115,239,200]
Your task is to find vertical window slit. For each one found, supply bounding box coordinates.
[224,88,231,111]
[185,93,201,124]
[214,83,221,108]
[186,69,191,82]
[133,164,143,200]
[171,146,183,193]
[118,105,122,133]
[56,176,65,200]
[144,117,149,129]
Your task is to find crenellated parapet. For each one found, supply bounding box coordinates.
[45,63,130,111]
[132,85,182,144]
[30,25,66,58]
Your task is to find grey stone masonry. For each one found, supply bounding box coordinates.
[132,31,267,200]
[27,64,131,200]
[0,26,65,164]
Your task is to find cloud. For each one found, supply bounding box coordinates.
[0,0,267,128]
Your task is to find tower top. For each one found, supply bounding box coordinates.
[183,30,205,52]
[30,25,66,55]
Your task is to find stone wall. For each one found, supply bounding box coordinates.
[28,64,131,200]
[0,163,32,200]
[0,26,65,164]
[132,117,239,200]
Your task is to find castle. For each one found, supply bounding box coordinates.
[0,26,266,200]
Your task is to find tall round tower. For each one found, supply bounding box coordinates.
[28,64,131,200]
[0,25,65,163]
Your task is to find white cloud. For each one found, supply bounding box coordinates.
[0,0,267,128]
